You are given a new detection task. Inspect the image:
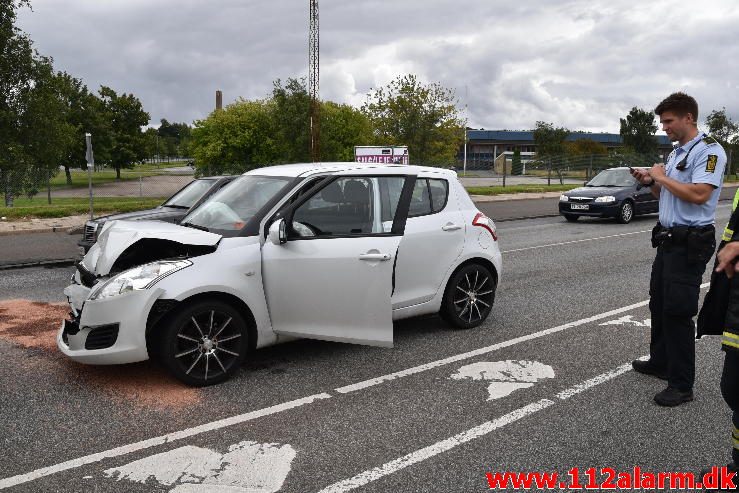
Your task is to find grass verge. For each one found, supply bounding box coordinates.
[0,197,164,220]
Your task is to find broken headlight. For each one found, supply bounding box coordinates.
[90,260,192,300]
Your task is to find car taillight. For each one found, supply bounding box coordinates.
[472,212,497,241]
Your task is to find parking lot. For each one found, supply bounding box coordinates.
[0,204,734,492]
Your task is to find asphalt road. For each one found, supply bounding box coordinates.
[0,204,734,492]
[1,185,736,268]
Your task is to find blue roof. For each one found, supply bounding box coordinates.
[468,130,672,146]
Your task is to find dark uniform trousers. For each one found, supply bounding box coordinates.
[649,243,709,392]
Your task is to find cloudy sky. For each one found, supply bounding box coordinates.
[16,0,739,133]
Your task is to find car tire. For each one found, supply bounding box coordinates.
[440,263,497,329]
[617,200,634,224]
[563,214,579,222]
[159,299,249,386]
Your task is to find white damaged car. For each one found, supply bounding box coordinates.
[60,163,502,386]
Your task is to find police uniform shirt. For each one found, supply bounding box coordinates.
[658,132,727,227]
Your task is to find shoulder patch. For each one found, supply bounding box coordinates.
[702,135,719,145]
[706,154,718,173]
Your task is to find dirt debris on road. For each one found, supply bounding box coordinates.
[0,299,201,410]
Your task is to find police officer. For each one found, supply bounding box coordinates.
[630,92,727,407]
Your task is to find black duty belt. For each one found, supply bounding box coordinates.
[653,223,714,245]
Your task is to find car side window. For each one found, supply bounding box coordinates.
[429,179,449,213]
[290,176,405,238]
[408,179,432,217]
[408,178,448,217]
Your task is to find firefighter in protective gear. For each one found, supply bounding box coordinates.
[699,187,739,478]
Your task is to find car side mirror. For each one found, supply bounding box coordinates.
[268,219,287,245]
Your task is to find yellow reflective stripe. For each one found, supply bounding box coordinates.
[734,437,739,449]
[733,189,739,212]
[724,332,739,340]
[724,231,734,242]
[722,339,739,350]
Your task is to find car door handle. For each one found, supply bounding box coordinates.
[442,223,462,231]
[359,253,392,261]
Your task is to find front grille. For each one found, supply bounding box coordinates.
[569,197,594,203]
[83,223,97,242]
[85,324,119,350]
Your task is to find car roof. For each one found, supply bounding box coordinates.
[241,162,457,178]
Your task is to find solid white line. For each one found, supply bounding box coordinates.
[0,393,331,490]
[319,359,640,493]
[315,399,556,493]
[556,362,635,400]
[501,230,650,254]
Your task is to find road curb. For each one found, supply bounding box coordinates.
[0,258,77,271]
[0,225,80,237]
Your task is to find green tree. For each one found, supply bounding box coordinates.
[361,74,465,165]
[320,101,373,161]
[533,121,569,157]
[565,138,607,156]
[190,99,279,175]
[511,148,522,175]
[98,86,149,178]
[705,108,738,146]
[0,0,34,205]
[706,108,739,174]
[55,72,111,183]
[271,78,311,163]
[619,107,658,155]
[19,59,77,197]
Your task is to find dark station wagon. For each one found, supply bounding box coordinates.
[558,167,659,224]
[78,176,236,253]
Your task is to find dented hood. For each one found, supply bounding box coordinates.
[82,220,222,276]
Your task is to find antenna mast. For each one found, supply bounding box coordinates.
[309,0,320,162]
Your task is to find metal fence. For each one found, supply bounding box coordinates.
[456,152,735,184]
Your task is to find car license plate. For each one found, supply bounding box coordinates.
[571,204,589,210]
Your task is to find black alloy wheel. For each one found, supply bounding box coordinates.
[161,299,249,386]
[441,263,496,329]
[617,200,634,224]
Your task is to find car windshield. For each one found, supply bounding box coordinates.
[163,179,217,208]
[181,175,292,231]
[586,169,638,187]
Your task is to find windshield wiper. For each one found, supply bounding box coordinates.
[181,222,209,232]
[164,204,190,209]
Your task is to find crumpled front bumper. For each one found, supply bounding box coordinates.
[58,282,163,365]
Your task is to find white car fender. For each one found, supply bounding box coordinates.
[151,238,278,349]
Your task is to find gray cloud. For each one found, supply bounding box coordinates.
[17,0,739,133]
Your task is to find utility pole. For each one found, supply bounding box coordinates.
[309,0,320,162]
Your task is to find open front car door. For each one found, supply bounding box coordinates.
[261,172,415,347]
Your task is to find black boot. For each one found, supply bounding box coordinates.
[632,359,668,380]
[654,386,693,407]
